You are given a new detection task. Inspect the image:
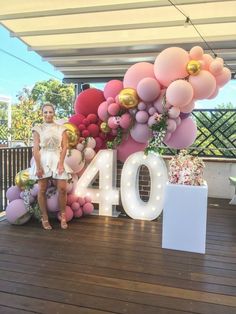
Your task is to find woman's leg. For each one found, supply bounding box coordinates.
[38,178,52,229]
[56,179,68,229]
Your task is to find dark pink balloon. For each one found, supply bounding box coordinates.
[74,88,105,116]
[164,117,197,149]
[117,135,146,162]
[69,113,85,127]
[104,80,123,100]
[123,62,155,89]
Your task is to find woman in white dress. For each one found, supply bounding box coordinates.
[31,103,72,230]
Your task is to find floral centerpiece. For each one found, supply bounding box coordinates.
[168,150,205,186]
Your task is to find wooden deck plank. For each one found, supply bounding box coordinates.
[0,198,236,313]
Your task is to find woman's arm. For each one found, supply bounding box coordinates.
[32,131,44,178]
[57,131,68,175]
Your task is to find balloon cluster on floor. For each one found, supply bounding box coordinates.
[69,46,231,161]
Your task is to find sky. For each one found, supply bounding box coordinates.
[0,24,235,108]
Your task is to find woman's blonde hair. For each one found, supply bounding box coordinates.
[41,102,55,112]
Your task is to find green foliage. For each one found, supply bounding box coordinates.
[0,101,8,120]
[31,79,75,118]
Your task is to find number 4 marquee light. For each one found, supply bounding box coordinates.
[76,150,168,220]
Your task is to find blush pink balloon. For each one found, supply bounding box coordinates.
[71,202,81,211]
[119,113,132,129]
[188,70,216,99]
[104,80,123,100]
[207,86,219,99]
[108,102,120,116]
[78,197,85,206]
[67,193,78,206]
[153,89,171,113]
[108,116,119,129]
[164,117,197,149]
[64,149,82,173]
[209,60,223,76]
[167,119,177,133]
[201,54,213,70]
[189,46,204,60]
[180,101,195,113]
[148,107,156,115]
[135,110,149,124]
[137,77,161,102]
[97,101,109,121]
[83,202,94,215]
[130,123,152,143]
[74,208,83,218]
[215,67,231,87]
[117,135,146,162]
[166,80,193,108]
[168,107,180,119]
[148,115,157,127]
[123,62,155,89]
[154,47,189,87]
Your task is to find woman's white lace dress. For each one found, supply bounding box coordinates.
[30,122,72,180]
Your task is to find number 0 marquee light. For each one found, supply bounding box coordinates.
[76,150,168,220]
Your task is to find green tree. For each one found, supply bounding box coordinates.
[11,88,42,145]
[0,101,8,120]
[31,79,75,117]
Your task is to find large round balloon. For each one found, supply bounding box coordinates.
[188,70,216,99]
[164,117,197,149]
[64,149,83,173]
[6,186,21,202]
[137,77,161,102]
[123,62,155,89]
[130,123,152,143]
[74,88,105,116]
[166,80,193,108]
[117,135,146,162]
[104,80,123,99]
[63,123,80,148]
[154,47,189,87]
[215,67,231,87]
[6,199,31,225]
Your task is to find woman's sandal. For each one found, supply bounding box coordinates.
[41,218,52,230]
[61,213,68,230]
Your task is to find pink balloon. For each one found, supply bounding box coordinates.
[164,117,197,149]
[65,149,83,173]
[108,102,120,116]
[207,86,219,99]
[123,62,155,89]
[137,77,161,102]
[189,46,204,60]
[78,197,85,206]
[6,186,21,202]
[71,201,80,211]
[201,54,213,70]
[108,116,120,129]
[164,132,172,142]
[175,117,181,126]
[69,113,85,128]
[117,135,146,162]
[66,181,73,193]
[153,89,171,113]
[85,196,92,203]
[119,113,132,129]
[30,184,39,197]
[97,101,109,121]
[74,208,83,218]
[130,123,152,143]
[215,67,231,87]
[83,202,94,215]
[180,101,195,113]
[135,110,149,124]
[104,80,123,100]
[154,47,189,87]
[188,70,216,99]
[57,206,74,222]
[138,102,146,110]
[67,193,78,206]
[168,107,180,119]
[209,60,223,76]
[84,147,95,161]
[166,119,177,133]
[166,80,193,108]
[148,107,156,115]
[148,115,157,127]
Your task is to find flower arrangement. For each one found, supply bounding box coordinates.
[169,150,205,186]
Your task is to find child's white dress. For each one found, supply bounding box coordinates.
[30,122,72,180]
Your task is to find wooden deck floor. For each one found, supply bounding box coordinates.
[0,198,236,314]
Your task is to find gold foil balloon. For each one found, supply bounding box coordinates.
[63,122,80,148]
[186,60,201,76]
[100,122,110,134]
[118,88,139,109]
[15,169,30,189]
